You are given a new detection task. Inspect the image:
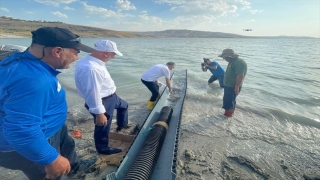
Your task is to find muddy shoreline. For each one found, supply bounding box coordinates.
[2,103,320,180]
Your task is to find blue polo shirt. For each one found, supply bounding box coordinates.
[0,51,67,166]
[208,61,225,76]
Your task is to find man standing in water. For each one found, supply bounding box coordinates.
[0,27,93,179]
[141,62,176,109]
[74,40,129,155]
[203,58,225,87]
[218,49,247,117]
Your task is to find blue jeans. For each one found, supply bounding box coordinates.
[141,79,160,101]
[223,86,242,110]
[208,74,224,87]
[85,93,128,152]
[0,125,79,180]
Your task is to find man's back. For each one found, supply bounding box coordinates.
[208,61,225,76]
[141,64,169,81]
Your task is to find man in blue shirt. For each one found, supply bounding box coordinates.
[0,27,93,180]
[203,58,225,87]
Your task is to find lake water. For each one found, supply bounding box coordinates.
[1,37,320,179]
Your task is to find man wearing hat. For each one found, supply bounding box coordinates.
[218,49,247,117]
[0,27,93,179]
[74,40,129,155]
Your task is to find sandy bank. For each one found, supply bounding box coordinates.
[0,34,28,38]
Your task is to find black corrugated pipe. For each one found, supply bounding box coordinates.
[124,106,173,180]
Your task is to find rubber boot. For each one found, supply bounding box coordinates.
[224,109,233,117]
[147,100,155,110]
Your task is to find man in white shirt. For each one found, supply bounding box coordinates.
[141,62,175,109]
[74,40,129,155]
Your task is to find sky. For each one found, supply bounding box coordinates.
[0,0,319,38]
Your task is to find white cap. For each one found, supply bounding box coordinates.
[93,40,123,56]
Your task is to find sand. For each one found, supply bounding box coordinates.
[2,105,320,180]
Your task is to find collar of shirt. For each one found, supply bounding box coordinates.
[87,54,106,66]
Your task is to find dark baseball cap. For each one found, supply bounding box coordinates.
[31,27,93,53]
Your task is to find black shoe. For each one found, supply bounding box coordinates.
[98,148,122,155]
[68,162,80,176]
[68,160,90,178]
[116,125,131,132]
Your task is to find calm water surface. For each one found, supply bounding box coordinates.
[1,37,319,131]
[1,37,320,178]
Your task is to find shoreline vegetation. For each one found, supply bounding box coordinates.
[0,16,149,38]
[1,16,317,39]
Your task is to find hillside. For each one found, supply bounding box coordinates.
[0,17,149,38]
[1,17,315,39]
[0,17,251,38]
[129,29,249,38]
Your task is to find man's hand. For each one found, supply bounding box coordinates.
[45,155,71,179]
[234,86,240,95]
[169,88,173,94]
[96,113,107,126]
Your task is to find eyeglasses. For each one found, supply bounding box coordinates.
[107,52,116,56]
[62,48,80,54]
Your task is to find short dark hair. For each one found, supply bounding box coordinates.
[166,61,175,66]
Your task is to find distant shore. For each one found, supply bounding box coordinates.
[0,34,28,38]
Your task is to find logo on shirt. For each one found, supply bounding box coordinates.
[57,81,61,92]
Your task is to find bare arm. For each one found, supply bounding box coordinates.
[234,74,244,95]
[165,78,173,94]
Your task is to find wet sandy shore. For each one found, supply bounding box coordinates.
[2,102,320,180]
[176,100,320,180]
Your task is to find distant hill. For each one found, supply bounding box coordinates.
[129,30,318,38]
[0,17,316,39]
[0,16,250,38]
[128,29,250,38]
[0,16,149,38]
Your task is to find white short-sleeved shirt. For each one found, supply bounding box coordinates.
[141,64,170,82]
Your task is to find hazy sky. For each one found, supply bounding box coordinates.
[0,0,319,37]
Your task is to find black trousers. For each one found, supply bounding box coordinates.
[141,79,160,101]
[0,124,79,180]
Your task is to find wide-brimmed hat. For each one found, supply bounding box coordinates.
[31,27,94,53]
[93,40,123,56]
[218,49,239,58]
